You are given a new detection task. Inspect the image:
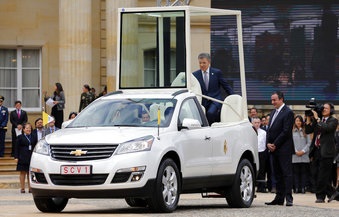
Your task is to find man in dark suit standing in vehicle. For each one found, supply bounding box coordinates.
[193,53,234,125]
[265,91,294,206]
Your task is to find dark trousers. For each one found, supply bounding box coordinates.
[257,150,267,190]
[292,163,308,191]
[313,148,335,200]
[205,103,220,125]
[272,151,293,202]
[0,129,5,157]
[266,152,277,191]
[51,106,63,129]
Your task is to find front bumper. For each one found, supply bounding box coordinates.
[31,178,156,198]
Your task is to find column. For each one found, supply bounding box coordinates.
[59,0,92,117]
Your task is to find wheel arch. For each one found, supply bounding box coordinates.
[161,151,181,172]
[240,150,258,180]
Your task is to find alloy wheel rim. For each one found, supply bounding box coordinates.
[239,165,253,202]
[162,165,178,206]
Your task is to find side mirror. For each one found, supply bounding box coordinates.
[180,118,201,130]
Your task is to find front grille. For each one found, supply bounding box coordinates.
[50,144,118,161]
[50,174,108,185]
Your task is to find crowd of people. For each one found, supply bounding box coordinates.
[250,98,339,205]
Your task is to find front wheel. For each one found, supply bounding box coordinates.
[148,158,181,213]
[226,159,255,208]
[33,197,68,212]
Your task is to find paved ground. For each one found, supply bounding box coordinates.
[1,175,338,217]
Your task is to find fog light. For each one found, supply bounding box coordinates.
[31,172,37,183]
[131,172,144,182]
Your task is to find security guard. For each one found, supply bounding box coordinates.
[0,95,9,157]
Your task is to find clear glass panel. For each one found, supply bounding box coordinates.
[22,69,39,87]
[22,89,40,108]
[22,49,40,67]
[0,49,17,67]
[120,11,186,89]
[68,98,176,128]
[179,98,203,125]
[0,69,17,87]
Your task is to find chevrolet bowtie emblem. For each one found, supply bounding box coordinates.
[70,149,87,156]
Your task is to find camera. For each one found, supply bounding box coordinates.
[305,98,323,118]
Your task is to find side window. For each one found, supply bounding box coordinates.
[178,98,204,126]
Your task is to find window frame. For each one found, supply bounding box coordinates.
[0,47,42,111]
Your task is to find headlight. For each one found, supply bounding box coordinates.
[116,136,154,155]
[33,139,50,155]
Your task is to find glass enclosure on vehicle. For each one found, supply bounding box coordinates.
[119,10,186,89]
[118,6,248,120]
[67,98,177,128]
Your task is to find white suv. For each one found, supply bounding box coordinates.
[30,90,258,212]
[30,6,259,213]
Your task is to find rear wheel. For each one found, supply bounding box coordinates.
[148,158,181,213]
[125,198,148,207]
[33,197,68,213]
[226,159,255,208]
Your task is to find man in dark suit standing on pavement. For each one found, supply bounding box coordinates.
[10,100,28,157]
[265,91,294,206]
[193,53,234,125]
[306,103,338,203]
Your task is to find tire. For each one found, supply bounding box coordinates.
[33,197,68,213]
[148,158,181,213]
[125,198,148,207]
[226,159,255,208]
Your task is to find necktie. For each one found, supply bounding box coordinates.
[270,109,279,126]
[17,110,20,119]
[203,71,209,90]
[51,128,54,133]
[315,118,326,147]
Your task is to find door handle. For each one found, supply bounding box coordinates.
[205,136,211,140]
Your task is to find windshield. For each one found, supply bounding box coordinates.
[68,98,177,128]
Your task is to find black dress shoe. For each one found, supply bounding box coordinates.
[286,201,293,206]
[265,200,284,205]
[328,191,339,203]
[315,199,325,203]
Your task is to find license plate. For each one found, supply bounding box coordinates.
[60,165,91,175]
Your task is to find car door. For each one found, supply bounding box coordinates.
[174,98,213,178]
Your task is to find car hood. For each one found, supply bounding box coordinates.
[44,127,158,144]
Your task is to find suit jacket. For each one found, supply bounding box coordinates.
[308,116,338,159]
[10,109,28,135]
[15,133,37,165]
[0,106,9,129]
[266,105,294,154]
[193,67,234,109]
[32,128,46,142]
